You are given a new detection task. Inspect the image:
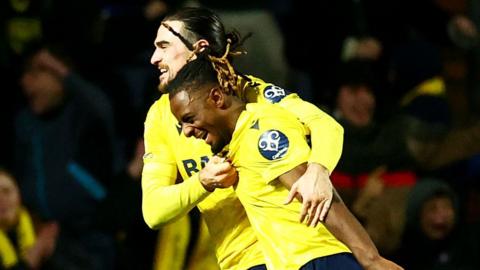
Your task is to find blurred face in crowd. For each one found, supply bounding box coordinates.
[0,171,21,230]
[170,88,231,154]
[337,84,375,127]
[420,195,455,240]
[151,20,194,92]
[21,60,64,115]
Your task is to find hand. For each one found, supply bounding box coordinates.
[284,163,333,227]
[199,156,238,192]
[127,139,145,180]
[24,222,59,268]
[364,256,404,270]
[453,15,478,39]
[33,49,70,78]
[352,166,386,217]
[362,166,386,199]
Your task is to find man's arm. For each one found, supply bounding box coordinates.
[142,103,209,228]
[141,165,210,228]
[279,95,344,171]
[278,164,404,270]
[279,95,344,225]
[141,103,238,228]
[284,163,333,226]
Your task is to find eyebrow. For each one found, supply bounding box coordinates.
[154,40,170,47]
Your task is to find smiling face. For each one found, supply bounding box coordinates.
[170,88,231,154]
[337,84,375,127]
[150,20,195,92]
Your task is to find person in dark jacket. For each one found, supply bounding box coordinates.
[395,178,480,270]
[14,47,116,270]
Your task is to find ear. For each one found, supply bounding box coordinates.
[207,87,226,109]
[193,39,210,52]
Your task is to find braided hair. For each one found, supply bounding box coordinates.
[166,51,244,99]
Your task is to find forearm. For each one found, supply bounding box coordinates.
[308,118,343,172]
[142,173,210,229]
[324,189,381,268]
[278,95,344,172]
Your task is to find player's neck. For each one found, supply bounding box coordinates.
[226,99,246,135]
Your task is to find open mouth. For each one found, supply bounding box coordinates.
[199,131,208,140]
[205,134,212,145]
[157,64,168,79]
[159,68,168,79]
[196,131,210,144]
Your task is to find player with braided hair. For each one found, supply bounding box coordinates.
[167,52,404,270]
[143,7,345,269]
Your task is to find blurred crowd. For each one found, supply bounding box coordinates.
[1,0,480,269]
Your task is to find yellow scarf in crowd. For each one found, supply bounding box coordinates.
[0,208,36,268]
[401,76,446,106]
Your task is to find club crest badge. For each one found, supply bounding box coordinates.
[258,130,289,160]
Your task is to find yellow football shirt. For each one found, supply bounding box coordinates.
[143,94,264,270]
[227,103,350,270]
[243,76,344,173]
[142,75,344,269]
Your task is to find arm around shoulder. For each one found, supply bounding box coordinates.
[142,170,210,228]
[141,103,211,228]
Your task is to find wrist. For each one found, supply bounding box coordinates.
[189,174,212,200]
[198,170,215,192]
[307,162,330,175]
[357,250,381,268]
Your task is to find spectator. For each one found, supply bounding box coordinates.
[395,178,480,270]
[0,168,58,270]
[14,47,116,270]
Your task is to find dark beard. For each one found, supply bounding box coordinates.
[211,131,233,155]
[211,139,227,155]
[158,81,168,93]
[211,143,223,155]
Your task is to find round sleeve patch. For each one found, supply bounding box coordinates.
[263,85,289,103]
[258,130,289,160]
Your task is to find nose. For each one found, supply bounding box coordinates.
[150,48,162,66]
[182,124,195,137]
